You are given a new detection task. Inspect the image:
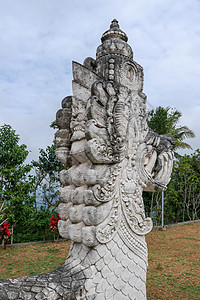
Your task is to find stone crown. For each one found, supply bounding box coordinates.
[101,19,128,43]
[96,19,133,60]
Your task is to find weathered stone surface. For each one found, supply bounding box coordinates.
[55,129,71,147]
[58,219,71,239]
[59,185,75,203]
[68,222,83,242]
[82,203,111,226]
[58,202,72,220]
[71,186,85,204]
[55,147,71,166]
[69,204,84,223]
[6,291,19,300]
[35,292,46,300]
[31,285,42,293]
[0,19,175,299]
[82,226,97,247]
[83,190,100,207]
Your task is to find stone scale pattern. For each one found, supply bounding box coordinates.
[0,19,175,299]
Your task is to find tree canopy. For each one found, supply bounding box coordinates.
[0,124,34,226]
[147,106,195,151]
[0,124,64,243]
[31,143,63,212]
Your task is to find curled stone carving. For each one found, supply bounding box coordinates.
[0,19,175,299]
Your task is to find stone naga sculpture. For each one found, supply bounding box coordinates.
[0,20,175,300]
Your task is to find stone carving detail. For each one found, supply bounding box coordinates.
[0,19,175,299]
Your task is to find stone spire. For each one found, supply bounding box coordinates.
[96,19,133,59]
[101,19,128,42]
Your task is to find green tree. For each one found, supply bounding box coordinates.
[163,151,200,223]
[147,106,195,151]
[32,207,52,241]
[0,124,34,240]
[32,143,63,212]
[29,122,64,241]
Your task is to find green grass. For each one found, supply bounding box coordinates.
[0,241,70,279]
[146,222,200,299]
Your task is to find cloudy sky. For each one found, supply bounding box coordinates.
[0,0,199,162]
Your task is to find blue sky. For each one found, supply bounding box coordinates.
[0,0,199,161]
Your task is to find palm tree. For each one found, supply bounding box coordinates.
[147,106,195,152]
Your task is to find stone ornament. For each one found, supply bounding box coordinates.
[0,20,175,299]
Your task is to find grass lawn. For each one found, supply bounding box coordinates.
[0,241,70,279]
[146,222,200,300]
[0,223,199,299]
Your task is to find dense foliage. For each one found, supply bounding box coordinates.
[31,143,63,212]
[0,125,35,242]
[144,150,200,225]
[0,124,63,243]
[165,150,200,223]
